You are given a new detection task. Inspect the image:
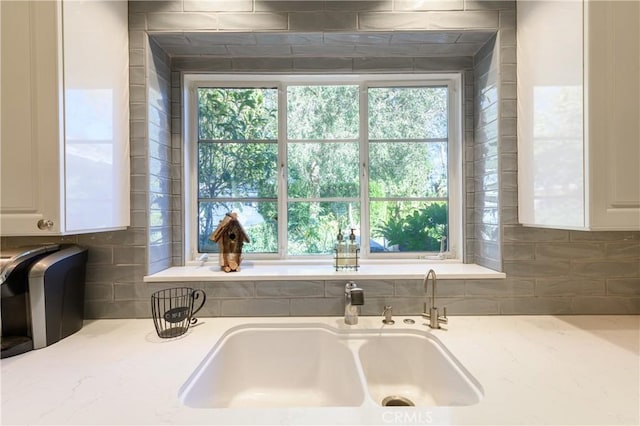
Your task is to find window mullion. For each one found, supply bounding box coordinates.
[359,83,370,257]
[188,82,199,260]
[370,197,449,202]
[447,78,461,259]
[368,138,448,144]
[277,84,288,259]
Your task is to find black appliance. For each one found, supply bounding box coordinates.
[1,244,88,358]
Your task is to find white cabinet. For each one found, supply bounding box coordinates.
[517,0,640,230]
[0,0,129,236]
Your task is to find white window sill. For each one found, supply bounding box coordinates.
[143,260,505,282]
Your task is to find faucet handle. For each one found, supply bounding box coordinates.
[421,302,431,320]
[345,281,364,306]
[438,306,448,325]
[423,306,447,329]
[382,305,394,325]
[349,288,364,306]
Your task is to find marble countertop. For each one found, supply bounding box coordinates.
[1,315,638,425]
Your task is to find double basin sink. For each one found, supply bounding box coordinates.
[179,323,483,409]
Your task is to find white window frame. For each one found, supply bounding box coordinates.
[183,73,463,262]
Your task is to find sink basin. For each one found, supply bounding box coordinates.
[358,334,483,406]
[179,326,365,408]
[179,323,482,409]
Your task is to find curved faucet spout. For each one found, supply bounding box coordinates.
[424,269,437,310]
[422,269,448,329]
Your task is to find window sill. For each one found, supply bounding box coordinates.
[143,260,505,282]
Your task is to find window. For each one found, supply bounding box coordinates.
[196,87,279,253]
[185,74,462,260]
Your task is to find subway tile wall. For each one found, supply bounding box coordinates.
[472,32,501,270]
[1,0,638,317]
[148,38,174,274]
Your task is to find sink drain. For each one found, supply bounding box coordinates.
[381,395,415,407]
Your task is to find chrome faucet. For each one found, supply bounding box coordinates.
[344,281,364,325]
[422,269,448,329]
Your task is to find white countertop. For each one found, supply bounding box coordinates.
[144,261,505,282]
[1,315,638,425]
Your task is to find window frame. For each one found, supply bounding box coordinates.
[183,73,463,262]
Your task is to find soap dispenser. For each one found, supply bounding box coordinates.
[347,228,359,269]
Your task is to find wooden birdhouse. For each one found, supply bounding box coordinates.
[209,212,250,272]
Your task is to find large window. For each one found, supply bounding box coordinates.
[185,75,462,260]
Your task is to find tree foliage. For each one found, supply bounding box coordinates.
[368,86,447,139]
[287,85,359,140]
[374,203,448,252]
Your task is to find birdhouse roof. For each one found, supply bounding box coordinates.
[210,212,250,243]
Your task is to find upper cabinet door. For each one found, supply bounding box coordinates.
[1,1,64,235]
[0,0,129,236]
[62,0,130,233]
[517,0,640,231]
[517,0,585,229]
[585,0,640,230]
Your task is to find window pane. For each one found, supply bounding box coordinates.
[287,85,359,140]
[198,201,278,253]
[198,142,278,199]
[287,201,360,255]
[369,142,447,198]
[368,87,448,140]
[370,201,448,252]
[288,142,359,198]
[198,88,277,140]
